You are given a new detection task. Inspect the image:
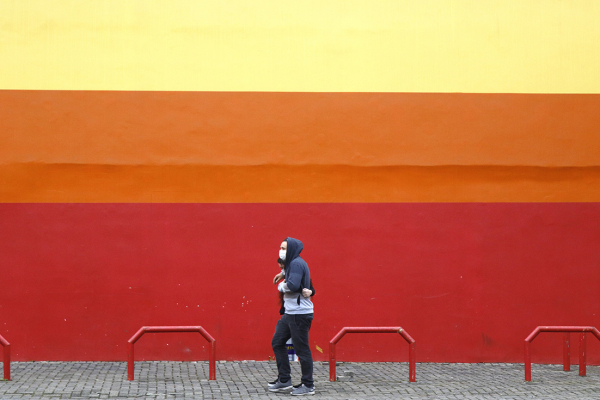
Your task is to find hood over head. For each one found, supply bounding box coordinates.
[284,237,303,267]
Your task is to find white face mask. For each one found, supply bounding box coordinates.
[279,249,286,261]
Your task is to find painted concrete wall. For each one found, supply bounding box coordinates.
[1,203,600,363]
[1,1,599,364]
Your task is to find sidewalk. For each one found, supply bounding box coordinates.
[1,361,599,399]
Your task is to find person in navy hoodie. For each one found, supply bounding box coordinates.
[273,258,314,316]
[268,237,315,396]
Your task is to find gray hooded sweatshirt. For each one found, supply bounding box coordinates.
[277,237,314,315]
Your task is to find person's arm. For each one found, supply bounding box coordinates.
[273,271,284,284]
[283,262,303,292]
[273,265,286,284]
[302,281,315,298]
[278,281,291,293]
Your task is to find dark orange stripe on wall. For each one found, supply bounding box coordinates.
[1,163,599,203]
[2,91,599,202]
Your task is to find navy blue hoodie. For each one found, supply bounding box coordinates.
[278,237,314,314]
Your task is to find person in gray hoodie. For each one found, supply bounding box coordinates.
[268,237,315,396]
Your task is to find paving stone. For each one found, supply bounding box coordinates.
[1,361,600,399]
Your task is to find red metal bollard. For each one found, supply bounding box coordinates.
[407,340,416,382]
[563,333,570,371]
[524,341,531,382]
[329,341,336,382]
[329,326,416,383]
[127,326,216,381]
[579,332,587,377]
[0,334,10,381]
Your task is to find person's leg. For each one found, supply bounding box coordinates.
[289,313,314,388]
[271,314,292,383]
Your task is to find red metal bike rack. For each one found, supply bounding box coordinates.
[0,334,10,381]
[524,326,600,381]
[127,326,216,381]
[329,327,416,382]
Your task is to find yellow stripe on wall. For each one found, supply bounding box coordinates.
[1,0,600,93]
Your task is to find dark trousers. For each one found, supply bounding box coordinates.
[271,313,314,387]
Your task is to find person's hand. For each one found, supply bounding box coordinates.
[273,272,285,284]
[302,288,313,298]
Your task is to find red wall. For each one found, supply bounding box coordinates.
[1,203,599,364]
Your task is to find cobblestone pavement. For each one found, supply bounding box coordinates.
[1,361,599,399]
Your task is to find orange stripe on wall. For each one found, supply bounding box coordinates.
[2,91,599,202]
[1,91,599,167]
[1,163,599,203]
